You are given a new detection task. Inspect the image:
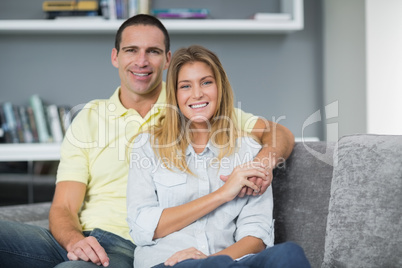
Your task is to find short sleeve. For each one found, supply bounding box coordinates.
[233,108,259,134]
[56,109,90,184]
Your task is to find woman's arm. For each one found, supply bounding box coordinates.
[212,236,266,260]
[153,162,268,239]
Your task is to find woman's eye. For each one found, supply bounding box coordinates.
[202,81,212,86]
[180,85,190,89]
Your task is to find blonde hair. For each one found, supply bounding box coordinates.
[150,45,243,174]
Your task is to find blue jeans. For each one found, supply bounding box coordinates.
[0,220,135,268]
[152,242,311,268]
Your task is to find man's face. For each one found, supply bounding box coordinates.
[111,25,171,98]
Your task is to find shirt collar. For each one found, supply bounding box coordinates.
[108,83,167,118]
[185,140,220,157]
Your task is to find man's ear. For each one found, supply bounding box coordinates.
[111,48,119,68]
[164,50,172,70]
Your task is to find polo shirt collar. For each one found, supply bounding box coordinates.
[108,83,167,118]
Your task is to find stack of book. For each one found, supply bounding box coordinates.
[100,0,152,20]
[152,8,209,19]
[0,95,72,144]
[43,0,100,19]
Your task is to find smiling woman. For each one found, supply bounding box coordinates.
[126,45,310,268]
[176,61,218,131]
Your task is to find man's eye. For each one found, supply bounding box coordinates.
[150,49,161,54]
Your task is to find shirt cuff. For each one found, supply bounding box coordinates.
[128,207,164,246]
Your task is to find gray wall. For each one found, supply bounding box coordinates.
[323,0,367,141]
[0,0,324,140]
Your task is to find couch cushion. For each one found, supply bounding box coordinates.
[273,141,335,268]
[322,134,402,268]
[0,202,50,229]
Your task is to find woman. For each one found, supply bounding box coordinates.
[127,45,310,268]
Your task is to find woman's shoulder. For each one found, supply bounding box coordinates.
[236,136,262,156]
[131,132,154,154]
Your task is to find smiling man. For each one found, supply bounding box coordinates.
[0,14,294,268]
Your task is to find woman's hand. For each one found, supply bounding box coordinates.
[218,161,269,201]
[164,247,207,266]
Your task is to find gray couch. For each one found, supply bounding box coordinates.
[1,134,401,268]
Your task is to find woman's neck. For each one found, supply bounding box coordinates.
[190,131,210,154]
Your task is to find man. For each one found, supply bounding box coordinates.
[0,14,294,268]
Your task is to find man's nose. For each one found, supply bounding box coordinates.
[135,51,149,67]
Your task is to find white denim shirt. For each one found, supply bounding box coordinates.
[127,133,274,268]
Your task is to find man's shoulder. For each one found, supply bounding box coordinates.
[73,98,110,117]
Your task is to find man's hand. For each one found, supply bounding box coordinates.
[164,247,207,266]
[67,236,110,267]
[219,162,269,199]
[220,165,273,197]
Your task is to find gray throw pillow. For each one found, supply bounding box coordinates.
[322,134,402,268]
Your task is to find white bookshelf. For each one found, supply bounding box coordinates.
[0,0,303,34]
[0,143,60,203]
[0,143,61,162]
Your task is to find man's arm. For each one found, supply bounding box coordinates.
[49,181,109,267]
[249,118,294,195]
[252,118,295,167]
[226,118,294,197]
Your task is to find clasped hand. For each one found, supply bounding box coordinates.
[219,161,271,200]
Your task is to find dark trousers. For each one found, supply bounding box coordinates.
[152,242,311,268]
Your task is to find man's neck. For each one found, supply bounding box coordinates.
[119,85,162,118]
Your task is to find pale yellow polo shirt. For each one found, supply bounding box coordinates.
[57,83,258,241]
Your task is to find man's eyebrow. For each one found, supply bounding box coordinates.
[147,46,164,52]
[121,45,138,50]
[121,46,164,53]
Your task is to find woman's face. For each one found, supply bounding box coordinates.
[176,61,218,129]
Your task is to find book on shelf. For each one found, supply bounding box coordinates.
[100,0,150,20]
[18,106,35,144]
[2,102,20,143]
[0,96,72,144]
[13,105,25,143]
[0,105,11,143]
[26,106,40,143]
[47,105,64,143]
[152,8,209,19]
[43,0,100,19]
[58,106,72,136]
[30,95,52,143]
